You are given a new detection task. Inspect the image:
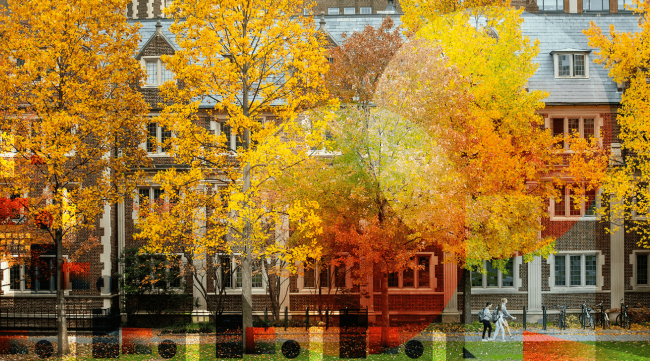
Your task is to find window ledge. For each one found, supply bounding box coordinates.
[547,286,600,293]
[549,215,598,221]
[471,287,520,294]
[148,153,171,157]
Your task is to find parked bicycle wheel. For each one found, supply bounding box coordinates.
[579,314,586,328]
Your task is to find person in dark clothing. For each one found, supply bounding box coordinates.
[480,302,493,341]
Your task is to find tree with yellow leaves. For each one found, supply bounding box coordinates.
[0,0,149,355]
[584,2,650,247]
[392,4,608,323]
[134,0,331,348]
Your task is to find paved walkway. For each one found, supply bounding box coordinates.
[441,330,650,342]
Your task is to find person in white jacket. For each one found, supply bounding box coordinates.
[489,303,506,341]
[500,298,517,338]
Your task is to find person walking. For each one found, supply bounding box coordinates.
[500,298,517,339]
[479,302,493,341]
[489,302,506,342]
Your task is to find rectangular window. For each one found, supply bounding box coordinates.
[471,269,483,287]
[153,188,164,204]
[585,255,597,286]
[568,118,579,136]
[486,262,498,287]
[570,255,582,286]
[328,7,339,15]
[418,256,430,287]
[569,188,582,216]
[252,261,263,288]
[502,259,514,287]
[360,7,372,14]
[618,0,635,10]
[304,262,315,288]
[403,268,414,288]
[344,7,355,14]
[553,118,565,149]
[147,123,157,153]
[145,61,157,86]
[153,255,167,289]
[537,0,563,10]
[558,55,571,76]
[161,126,172,152]
[585,189,597,216]
[169,256,181,288]
[334,265,346,288]
[138,188,150,206]
[584,0,609,10]
[221,124,232,150]
[388,271,399,288]
[236,265,242,288]
[34,257,56,292]
[638,254,648,285]
[555,186,566,216]
[555,255,566,286]
[584,119,595,140]
[160,63,173,84]
[574,55,586,76]
[319,266,329,288]
[220,255,231,288]
[10,264,20,290]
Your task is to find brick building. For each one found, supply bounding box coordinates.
[1,1,645,326]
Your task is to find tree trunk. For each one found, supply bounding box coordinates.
[381,271,389,347]
[56,229,69,356]
[464,269,472,324]
[242,151,253,353]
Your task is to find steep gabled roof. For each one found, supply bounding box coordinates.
[135,18,177,59]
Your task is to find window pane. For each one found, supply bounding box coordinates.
[220,255,231,288]
[557,0,564,10]
[502,259,514,287]
[568,118,579,136]
[153,256,166,289]
[236,265,242,288]
[344,7,355,14]
[169,256,181,288]
[139,188,149,206]
[10,265,20,290]
[638,254,648,285]
[574,55,585,76]
[471,269,483,287]
[388,271,399,287]
[585,189,597,216]
[570,255,581,286]
[334,265,345,288]
[221,124,232,150]
[147,123,157,152]
[161,126,172,152]
[555,186,566,216]
[153,189,164,204]
[235,131,244,150]
[584,118,594,140]
[555,255,566,286]
[328,7,339,14]
[486,262,498,287]
[418,256,430,288]
[145,61,157,85]
[403,268,414,288]
[569,187,582,216]
[585,255,596,286]
[360,7,372,14]
[553,118,565,149]
[319,265,329,288]
[604,0,610,10]
[252,261,263,288]
[304,262,315,288]
[160,63,173,84]
[559,55,571,76]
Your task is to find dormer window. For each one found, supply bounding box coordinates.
[583,0,609,11]
[552,50,590,79]
[537,0,564,11]
[141,57,173,87]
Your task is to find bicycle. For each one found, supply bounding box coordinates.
[616,299,632,330]
[556,305,567,330]
[579,301,595,330]
[594,302,610,330]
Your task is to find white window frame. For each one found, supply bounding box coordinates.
[470,257,522,294]
[629,250,650,291]
[140,56,173,87]
[550,185,600,221]
[344,7,355,14]
[548,251,602,293]
[1,255,71,295]
[553,53,590,79]
[297,254,352,292]
[547,115,602,151]
[328,7,339,15]
[136,253,185,292]
[383,253,439,292]
[215,254,267,294]
[583,0,609,11]
[143,120,172,155]
[360,7,372,14]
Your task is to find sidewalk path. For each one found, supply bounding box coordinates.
[440,330,650,342]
